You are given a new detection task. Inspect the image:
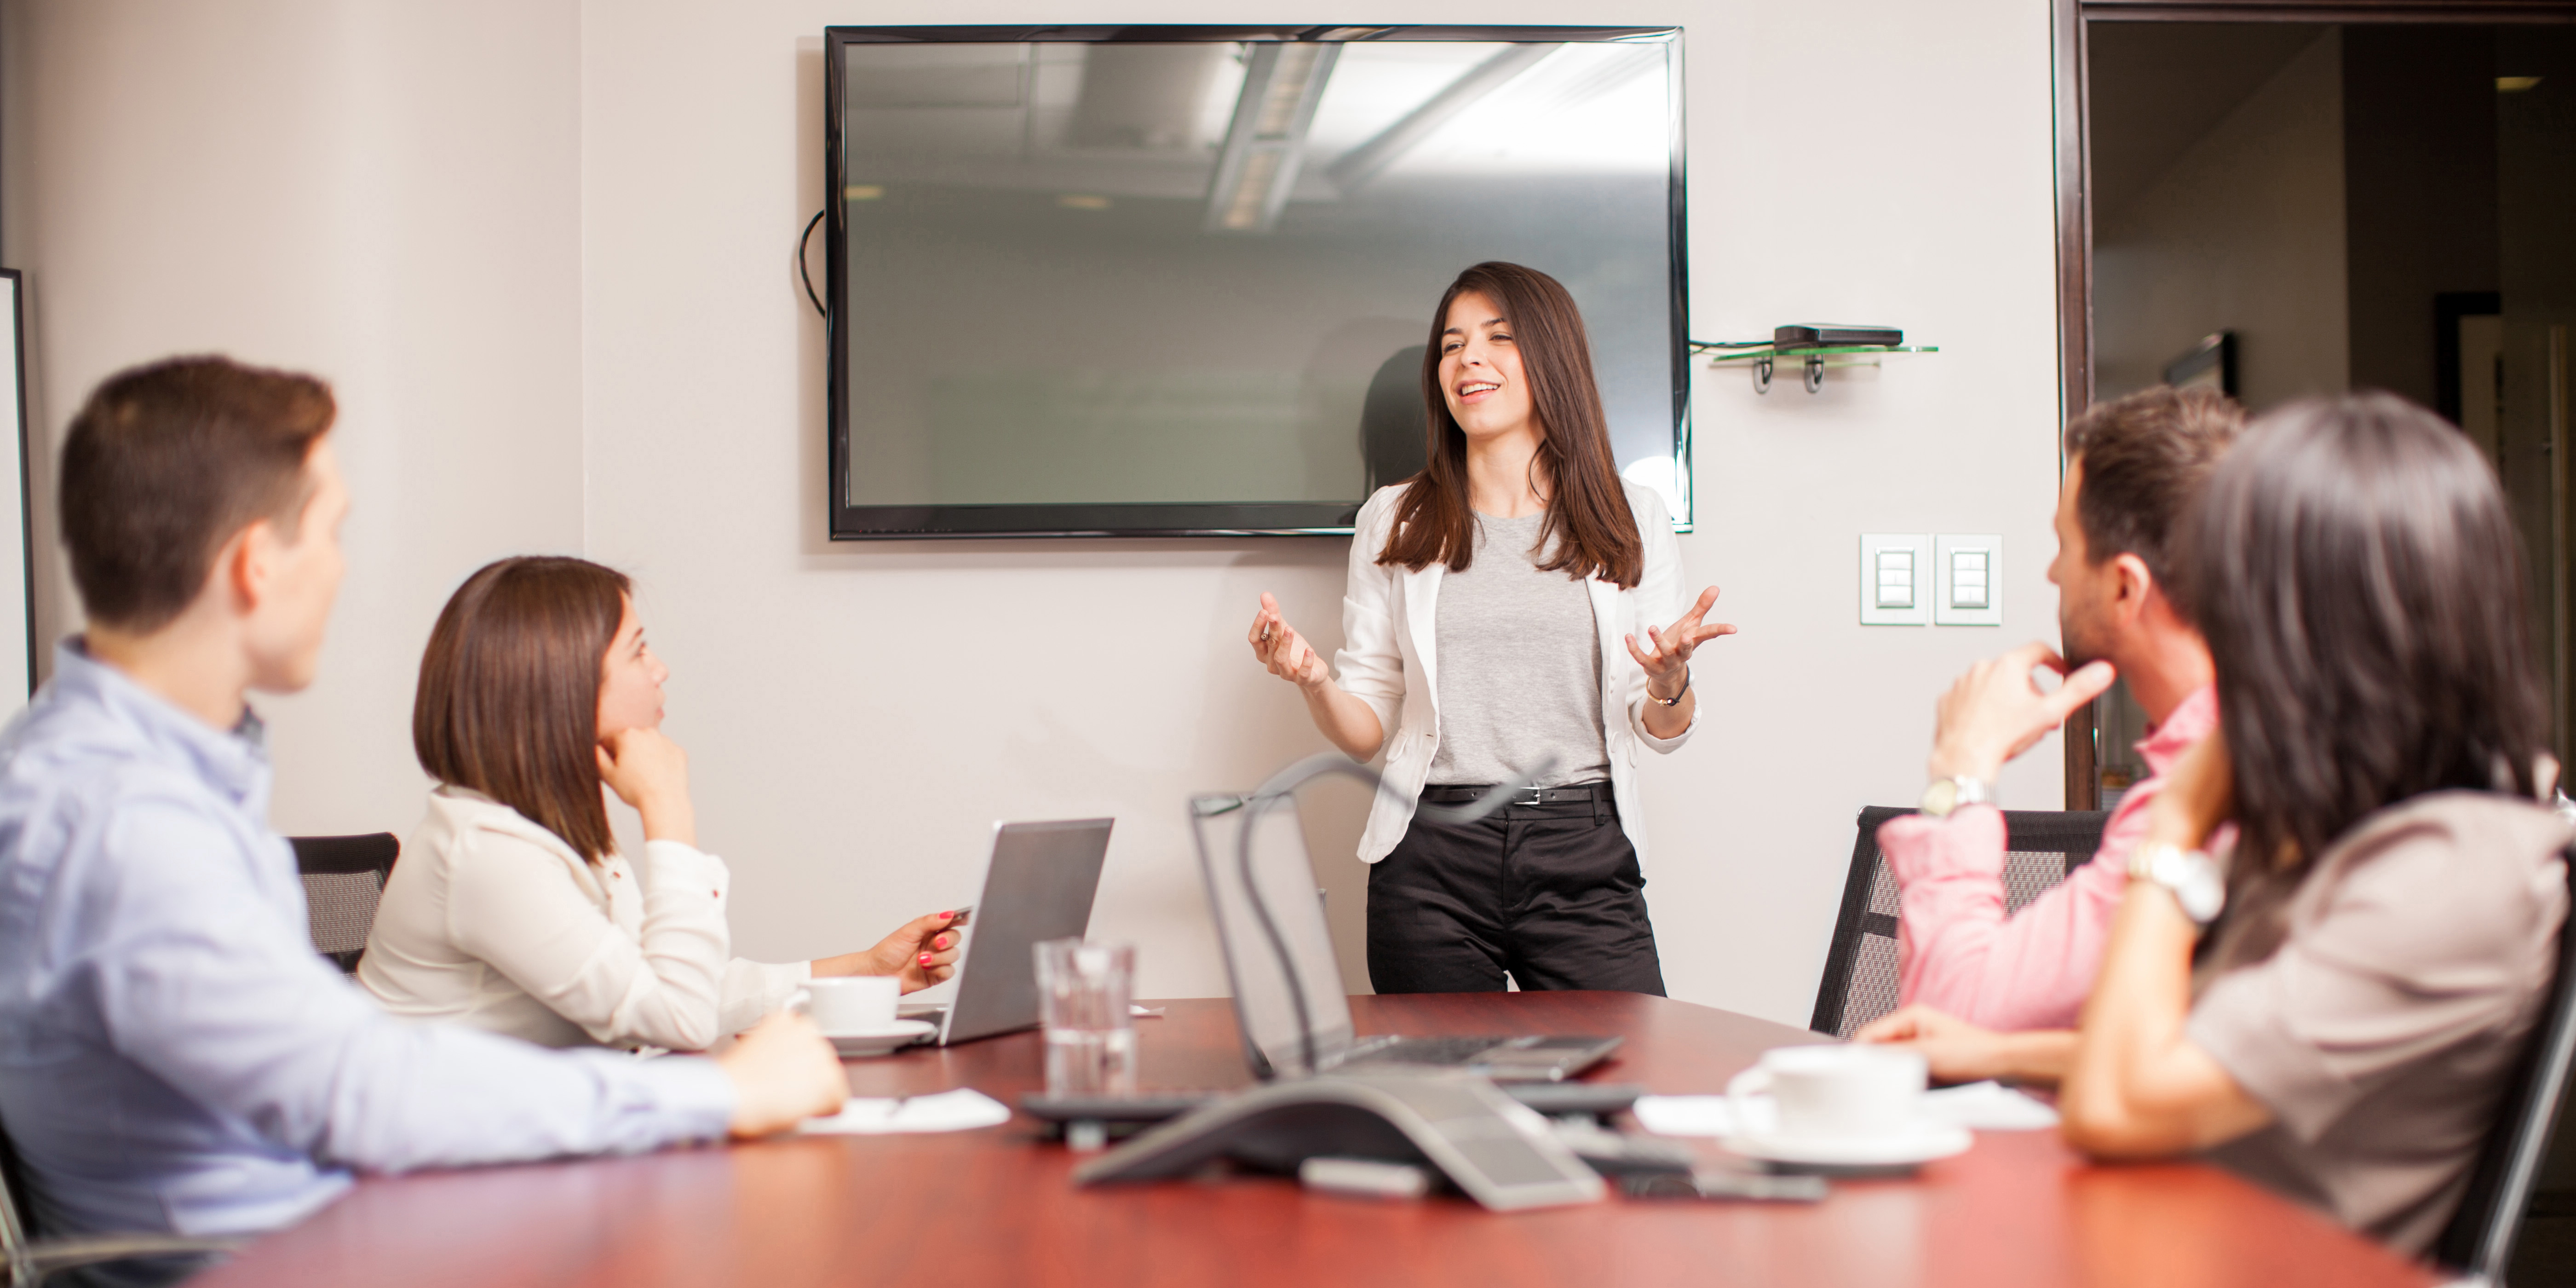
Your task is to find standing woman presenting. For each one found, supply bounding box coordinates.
[1249,261,1731,994]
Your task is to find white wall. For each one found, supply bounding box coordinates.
[9,0,2064,1028]
[2094,31,2349,410]
[1,0,588,837]
[1659,1,2063,1022]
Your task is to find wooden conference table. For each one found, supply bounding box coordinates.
[194,992,2438,1288]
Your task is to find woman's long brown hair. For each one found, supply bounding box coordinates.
[2180,394,2549,881]
[1377,262,1642,587]
[414,557,631,864]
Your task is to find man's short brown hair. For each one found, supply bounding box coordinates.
[60,356,336,631]
[2064,385,2247,602]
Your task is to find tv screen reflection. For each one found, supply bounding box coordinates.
[834,32,1687,535]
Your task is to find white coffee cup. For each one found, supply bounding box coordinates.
[1726,1044,1928,1140]
[798,976,901,1035]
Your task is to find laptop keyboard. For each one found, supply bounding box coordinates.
[1343,1035,1510,1066]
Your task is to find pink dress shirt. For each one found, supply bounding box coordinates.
[1877,684,2220,1031]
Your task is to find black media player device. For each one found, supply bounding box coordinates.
[1775,324,1903,350]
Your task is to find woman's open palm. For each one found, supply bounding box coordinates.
[1624,586,1736,688]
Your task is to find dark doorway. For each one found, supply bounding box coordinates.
[2075,17,2576,810]
[2062,7,2576,1277]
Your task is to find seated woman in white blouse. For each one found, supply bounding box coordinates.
[359,556,960,1051]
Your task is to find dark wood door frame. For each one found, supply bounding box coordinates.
[2053,0,2576,809]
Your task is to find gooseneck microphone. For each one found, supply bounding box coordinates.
[1226,752,1564,1078]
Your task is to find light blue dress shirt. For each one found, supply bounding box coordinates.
[0,642,736,1237]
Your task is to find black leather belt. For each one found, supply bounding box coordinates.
[1420,782,1612,808]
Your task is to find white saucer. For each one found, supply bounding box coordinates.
[825,1018,936,1058]
[1721,1121,1973,1168]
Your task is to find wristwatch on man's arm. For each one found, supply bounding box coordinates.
[1918,775,1991,818]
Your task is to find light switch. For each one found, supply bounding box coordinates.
[1875,549,1915,608]
[1949,550,1989,609]
[1935,535,2002,626]
[1861,535,1931,625]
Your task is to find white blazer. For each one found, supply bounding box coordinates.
[358,787,807,1052]
[1335,480,1697,865]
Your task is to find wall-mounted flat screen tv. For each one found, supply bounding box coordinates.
[825,25,1688,539]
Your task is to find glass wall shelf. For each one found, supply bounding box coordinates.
[1692,342,1939,394]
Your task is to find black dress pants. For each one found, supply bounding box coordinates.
[1365,788,1666,995]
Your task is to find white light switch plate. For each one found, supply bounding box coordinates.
[1935,534,2003,626]
[1860,534,1931,625]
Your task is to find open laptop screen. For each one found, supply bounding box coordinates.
[1189,794,1355,1077]
[939,817,1115,1044]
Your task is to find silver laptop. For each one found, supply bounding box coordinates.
[899,818,1114,1046]
[1188,795,1619,1081]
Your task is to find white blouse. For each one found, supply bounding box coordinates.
[358,786,807,1051]
[1334,480,1697,864]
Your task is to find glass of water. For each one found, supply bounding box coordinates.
[1035,938,1137,1098]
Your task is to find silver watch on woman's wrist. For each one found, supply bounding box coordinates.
[1918,775,1990,818]
[2127,841,2227,925]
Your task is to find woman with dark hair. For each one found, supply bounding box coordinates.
[1863,394,2569,1254]
[1248,262,1731,994]
[360,557,961,1052]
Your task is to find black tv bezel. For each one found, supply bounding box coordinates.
[823,24,1691,540]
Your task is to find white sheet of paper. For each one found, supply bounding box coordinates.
[1630,1095,1738,1137]
[1920,1081,2059,1131]
[798,1087,1012,1135]
[1630,1081,2056,1138]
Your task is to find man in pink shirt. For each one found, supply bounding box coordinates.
[1865,386,2244,1034]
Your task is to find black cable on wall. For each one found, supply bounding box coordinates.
[797,209,825,320]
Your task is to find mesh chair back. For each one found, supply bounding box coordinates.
[289,834,399,975]
[2434,844,2576,1282]
[1810,807,2112,1037]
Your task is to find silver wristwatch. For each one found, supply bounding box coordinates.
[2127,841,2227,925]
[1917,775,1991,818]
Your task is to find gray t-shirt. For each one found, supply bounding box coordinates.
[1426,511,1611,787]
[2186,791,2571,1254]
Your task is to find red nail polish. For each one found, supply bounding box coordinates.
[918,953,932,965]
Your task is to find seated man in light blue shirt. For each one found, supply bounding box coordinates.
[0,356,847,1251]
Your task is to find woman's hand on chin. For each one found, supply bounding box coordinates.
[596,727,696,845]
[811,911,964,992]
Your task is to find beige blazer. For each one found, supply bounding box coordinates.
[1333,480,1698,865]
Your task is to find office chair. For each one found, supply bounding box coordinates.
[0,1117,239,1286]
[2432,846,2576,1288]
[1809,806,2111,1037]
[288,833,399,975]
